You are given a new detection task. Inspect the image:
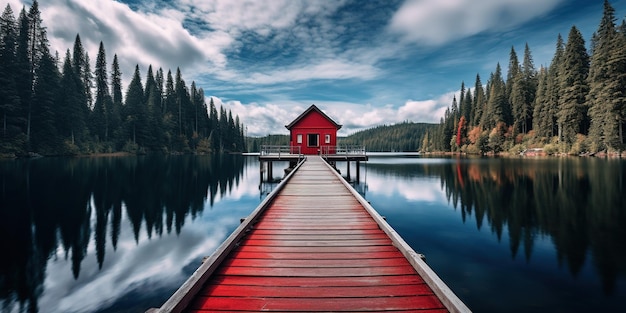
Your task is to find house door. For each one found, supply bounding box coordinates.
[307,134,319,147]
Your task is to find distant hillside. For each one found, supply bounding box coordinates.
[340,122,437,152]
[246,134,290,152]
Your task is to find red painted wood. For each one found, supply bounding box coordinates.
[239,239,392,247]
[199,284,434,298]
[234,245,399,253]
[216,265,418,277]
[221,257,409,268]
[251,229,383,235]
[231,251,405,260]
[180,157,448,312]
[189,295,445,311]
[286,105,341,155]
[209,275,426,287]
[244,233,389,240]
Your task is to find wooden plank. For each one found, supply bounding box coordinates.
[233,245,399,253]
[189,295,445,311]
[221,257,409,268]
[230,251,405,260]
[250,229,383,235]
[239,239,392,247]
[216,265,417,277]
[209,274,425,287]
[244,233,389,240]
[198,284,434,297]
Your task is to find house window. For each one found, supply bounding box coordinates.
[296,134,302,144]
[307,134,319,147]
[325,134,331,144]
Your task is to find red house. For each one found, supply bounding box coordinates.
[286,105,342,155]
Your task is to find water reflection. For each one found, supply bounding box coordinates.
[0,155,248,313]
[442,157,626,294]
[363,156,626,312]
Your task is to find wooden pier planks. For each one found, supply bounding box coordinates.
[184,157,450,312]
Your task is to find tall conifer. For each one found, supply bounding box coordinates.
[588,0,619,151]
[558,26,589,146]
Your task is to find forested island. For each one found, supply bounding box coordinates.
[426,0,626,156]
[0,1,246,158]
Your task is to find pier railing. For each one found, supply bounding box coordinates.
[321,145,366,157]
[260,145,303,159]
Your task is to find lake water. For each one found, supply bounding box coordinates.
[1,155,624,312]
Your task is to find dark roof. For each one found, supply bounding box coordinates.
[285,104,342,130]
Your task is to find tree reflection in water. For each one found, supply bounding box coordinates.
[0,154,244,312]
[366,156,626,297]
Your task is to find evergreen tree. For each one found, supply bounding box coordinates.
[31,51,60,153]
[441,106,454,151]
[22,1,49,143]
[459,82,472,122]
[588,0,621,152]
[0,5,20,139]
[482,63,507,130]
[144,65,156,105]
[558,26,590,146]
[155,68,164,108]
[463,88,472,127]
[145,74,163,150]
[92,42,108,141]
[510,71,526,135]
[174,68,192,138]
[15,7,30,139]
[71,34,87,109]
[520,43,537,134]
[209,97,219,152]
[110,54,123,144]
[57,50,87,147]
[472,74,485,127]
[506,46,521,102]
[533,66,550,139]
[124,65,145,145]
[218,105,228,151]
[547,34,565,139]
[83,52,93,109]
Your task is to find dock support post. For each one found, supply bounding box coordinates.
[346,161,351,181]
[356,161,360,182]
[259,161,264,182]
[268,162,273,181]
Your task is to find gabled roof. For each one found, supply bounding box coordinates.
[285,104,342,130]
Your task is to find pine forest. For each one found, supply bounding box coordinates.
[427,0,626,156]
[0,1,246,157]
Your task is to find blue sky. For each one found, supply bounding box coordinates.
[6,0,626,136]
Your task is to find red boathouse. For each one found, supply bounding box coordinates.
[286,104,342,155]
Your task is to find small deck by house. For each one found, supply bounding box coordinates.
[259,145,368,181]
[156,156,469,312]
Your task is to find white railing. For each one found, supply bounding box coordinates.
[260,145,303,159]
[320,145,366,157]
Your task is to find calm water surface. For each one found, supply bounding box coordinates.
[1,155,625,312]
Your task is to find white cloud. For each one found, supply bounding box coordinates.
[366,173,446,203]
[217,90,456,137]
[29,0,210,87]
[389,0,563,45]
[398,91,457,124]
[243,59,380,85]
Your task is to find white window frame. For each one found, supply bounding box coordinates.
[325,134,331,144]
[296,134,302,144]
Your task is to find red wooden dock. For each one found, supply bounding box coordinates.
[157,156,470,312]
